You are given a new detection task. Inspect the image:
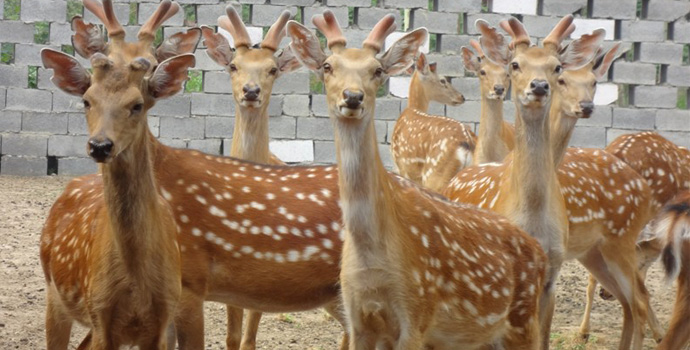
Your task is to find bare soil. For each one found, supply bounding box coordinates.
[0,175,683,349]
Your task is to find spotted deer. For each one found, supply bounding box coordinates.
[200,7,303,350]
[288,11,547,349]
[461,39,515,165]
[654,191,690,350]
[202,6,301,166]
[389,52,469,192]
[45,3,355,350]
[38,1,199,348]
[444,18,654,350]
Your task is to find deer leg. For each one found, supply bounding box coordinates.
[240,310,262,350]
[225,305,244,350]
[175,289,205,350]
[579,274,598,340]
[323,300,350,350]
[45,287,73,350]
[503,303,541,350]
[538,257,562,350]
[657,268,690,350]
[165,322,177,350]
[638,265,664,343]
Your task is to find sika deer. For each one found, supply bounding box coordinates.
[288,11,547,349]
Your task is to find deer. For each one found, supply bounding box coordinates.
[389,52,469,192]
[44,3,360,350]
[654,190,690,350]
[461,39,515,165]
[200,7,303,350]
[38,1,198,349]
[287,11,548,349]
[443,17,656,350]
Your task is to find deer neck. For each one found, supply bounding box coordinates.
[100,127,167,281]
[474,93,508,164]
[549,97,577,166]
[231,105,272,163]
[407,72,430,112]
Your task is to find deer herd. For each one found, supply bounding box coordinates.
[34,0,690,349]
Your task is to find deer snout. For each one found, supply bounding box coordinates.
[243,84,261,101]
[579,101,594,117]
[343,89,364,109]
[529,80,549,97]
[493,85,505,96]
[88,138,114,163]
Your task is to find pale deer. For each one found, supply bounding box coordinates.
[461,39,515,165]
[288,11,548,349]
[200,7,302,350]
[46,4,356,350]
[654,191,690,350]
[39,1,198,349]
[389,52,470,192]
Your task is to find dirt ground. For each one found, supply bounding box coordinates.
[0,175,684,350]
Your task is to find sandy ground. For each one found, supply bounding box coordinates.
[0,175,684,350]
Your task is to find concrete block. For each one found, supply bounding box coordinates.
[342,29,369,48]
[647,1,690,21]
[203,71,232,94]
[492,0,537,15]
[205,116,235,138]
[195,49,225,71]
[158,138,188,149]
[0,65,28,89]
[466,14,508,35]
[374,98,402,120]
[0,111,22,132]
[196,4,242,28]
[612,61,657,85]
[268,95,284,117]
[149,94,192,117]
[412,10,458,34]
[148,116,159,138]
[191,93,234,116]
[37,67,58,91]
[283,95,311,117]
[374,120,387,143]
[313,140,336,164]
[14,44,58,66]
[656,109,690,131]
[639,42,685,65]
[297,117,333,141]
[53,93,83,113]
[58,157,97,176]
[522,16,562,38]
[49,22,72,47]
[252,5,299,27]
[568,126,606,148]
[138,3,184,26]
[272,71,310,94]
[576,105,613,127]
[390,76,411,98]
[378,143,394,169]
[571,19,615,40]
[438,0,481,12]
[67,113,88,135]
[0,87,5,109]
[22,112,68,134]
[666,65,690,87]
[188,138,222,155]
[159,116,205,139]
[5,88,52,112]
[606,128,640,145]
[0,21,34,43]
[438,34,473,55]
[426,102,447,116]
[384,0,426,8]
[268,116,297,139]
[326,0,369,6]
[303,7,349,30]
[20,0,66,22]
[591,0,637,19]
[612,108,656,129]
[217,26,264,50]
[311,94,329,117]
[593,83,618,106]
[269,140,314,163]
[2,133,48,156]
[451,77,480,101]
[48,135,88,157]
[0,0,3,18]
[1,156,46,176]
[673,20,690,44]
[632,86,678,109]
[358,8,402,30]
[385,31,430,53]
[656,131,690,148]
[620,20,667,42]
[541,0,587,16]
[84,2,128,26]
[273,0,315,5]
[429,54,464,77]
[446,100,481,123]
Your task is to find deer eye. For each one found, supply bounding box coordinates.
[269,67,278,76]
[229,64,237,72]
[374,67,384,78]
[131,103,144,114]
[558,78,566,86]
[440,78,447,85]
[83,100,91,109]
[592,81,597,87]
[511,62,519,71]
[322,63,332,73]
[479,70,486,76]
[554,65,562,74]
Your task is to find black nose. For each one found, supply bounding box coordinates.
[88,138,113,162]
[530,80,549,97]
[243,85,261,101]
[580,101,594,115]
[494,85,505,96]
[343,89,364,109]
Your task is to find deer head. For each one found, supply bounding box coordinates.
[41,0,199,163]
[203,6,301,110]
[462,39,510,100]
[287,11,427,122]
[412,52,465,106]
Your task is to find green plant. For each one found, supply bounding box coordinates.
[279,313,295,323]
[61,45,75,55]
[309,72,324,94]
[185,70,203,93]
[153,27,163,47]
[183,4,196,25]
[1,43,14,64]
[28,66,38,89]
[429,33,437,52]
[376,82,387,98]
[241,4,251,23]
[348,7,355,26]
[34,22,50,45]
[129,3,137,25]
[66,0,83,21]
[678,88,688,109]
[3,0,20,20]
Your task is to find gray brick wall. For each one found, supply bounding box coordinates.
[0,0,689,175]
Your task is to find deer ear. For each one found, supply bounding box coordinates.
[157,27,202,62]
[71,16,108,59]
[202,25,234,67]
[149,54,196,99]
[41,48,91,96]
[592,42,620,79]
[287,20,327,72]
[380,28,428,76]
[561,29,606,70]
[415,52,430,74]
[461,46,481,73]
[276,46,302,76]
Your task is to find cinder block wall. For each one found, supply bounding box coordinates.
[0,0,688,176]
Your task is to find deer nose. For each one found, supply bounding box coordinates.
[530,80,549,97]
[88,138,113,163]
[580,101,594,115]
[243,85,261,101]
[343,89,364,109]
[494,85,505,96]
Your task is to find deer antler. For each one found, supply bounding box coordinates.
[469,39,485,57]
[543,15,574,51]
[261,10,291,51]
[312,10,346,51]
[219,6,252,49]
[83,0,124,40]
[499,18,530,49]
[138,0,180,44]
[363,14,396,53]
